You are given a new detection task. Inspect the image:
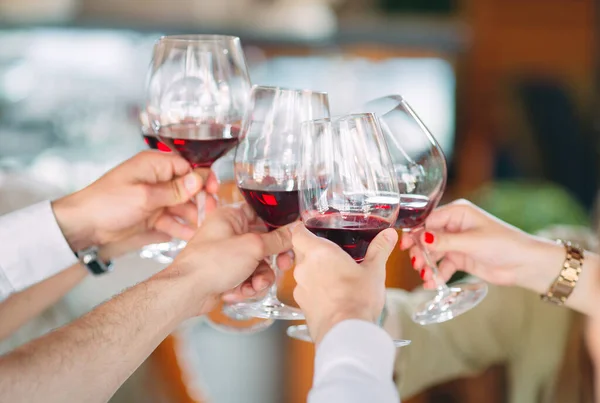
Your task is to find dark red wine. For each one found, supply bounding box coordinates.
[158,122,240,168]
[142,134,171,152]
[239,188,300,230]
[394,194,432,229]
[305,214,391,262]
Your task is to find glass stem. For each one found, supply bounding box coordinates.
[262,255,281,305]
[410,227,450,296]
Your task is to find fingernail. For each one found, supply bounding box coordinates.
[424,232,435,244]
[183,173,199,193]
[420,268,426,279]
[411,256,416,266]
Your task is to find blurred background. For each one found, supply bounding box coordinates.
[0,0,598,402]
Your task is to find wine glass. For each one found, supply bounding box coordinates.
[230,85,330,320]
[362,95,488,325]
[147,35,275,333]
[285,113,410,347]
[147,34,250,232]
[138,109,184,263]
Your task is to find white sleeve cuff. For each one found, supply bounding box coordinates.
[314,319,397,384]
[0,201,78,299]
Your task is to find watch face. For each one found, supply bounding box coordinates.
[77,247,112,275]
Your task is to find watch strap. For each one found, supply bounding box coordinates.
[76,246,113,276]
[540,240,583,305]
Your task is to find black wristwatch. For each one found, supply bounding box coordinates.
[76,246,113,276]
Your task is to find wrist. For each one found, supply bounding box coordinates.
[514,237,565,294]
[155,263,214,320]
[313,308,379,345]
[52,192,97,252]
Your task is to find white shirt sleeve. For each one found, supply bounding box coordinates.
[0,201,78,301]
[309,319,400,403]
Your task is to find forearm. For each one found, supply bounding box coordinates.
[0,264,87,341]
[516,237,600,317]
[0,267,196,403]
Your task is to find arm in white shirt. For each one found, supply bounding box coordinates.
[0,201,78,302]
[309,320,400,403]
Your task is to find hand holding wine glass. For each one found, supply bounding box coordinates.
[360,95,488,325]
[400,199,548,288]
[287,113,410,347]
[289,223,398,345]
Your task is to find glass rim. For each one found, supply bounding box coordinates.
[156,34,241,44]
[251,84,328,98]
[360,94,409,113]
[302,112,377,126]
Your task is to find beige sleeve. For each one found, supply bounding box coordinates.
[385,284,534,398]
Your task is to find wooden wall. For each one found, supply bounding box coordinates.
[455,0,595,194]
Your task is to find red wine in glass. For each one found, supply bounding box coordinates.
[395,194,432,229]
[142,134,171,152]
[159,122,240,167]
[239,188,300,230]
[305,213,392,262]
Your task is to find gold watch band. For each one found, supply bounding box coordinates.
[540,240,584,305]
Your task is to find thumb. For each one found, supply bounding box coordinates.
[290,222,320,258]
[420,230,478,254]
[362,228,398,268]
[147,171,204,208]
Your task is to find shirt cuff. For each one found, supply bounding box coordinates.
[0,201,78,297]
[314,319,397,384]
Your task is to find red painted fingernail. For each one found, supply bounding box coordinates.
[411,256,416,266]
[424,232,435,244]
[420,269,426,279]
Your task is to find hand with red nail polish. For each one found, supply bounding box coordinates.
[399,199,567,291]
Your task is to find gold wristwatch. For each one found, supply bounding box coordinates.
[540,240,584,305]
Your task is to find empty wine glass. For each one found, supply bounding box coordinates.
[362,95,488,325]
[286,113,410,347]
[230,85,331,320]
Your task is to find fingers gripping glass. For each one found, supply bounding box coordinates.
[230,85,331,320]
[142,35,251,263]
[286,113,410,347]
[362,95,488,325]
[145,36,272,333]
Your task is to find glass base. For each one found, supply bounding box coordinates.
[230,299,305,320]
[412,280,488,325]
[286,324,411,347]
[205,305,275,334]
[139,240,186,263]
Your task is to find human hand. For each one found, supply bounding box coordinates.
[290,224,397,345]
[52,151,219,253]
[168,203,294,318]
[401,199,564,290]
